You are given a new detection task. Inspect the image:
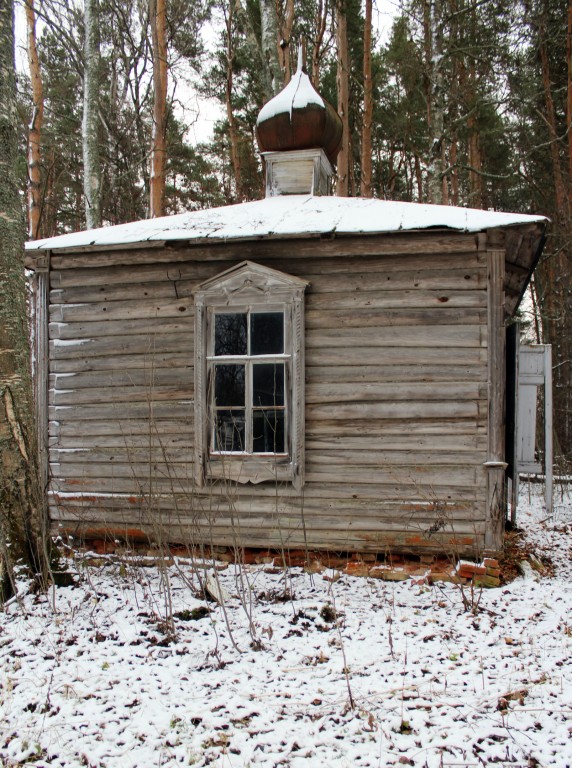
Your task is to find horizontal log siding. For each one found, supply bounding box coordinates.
[47,234,489,554]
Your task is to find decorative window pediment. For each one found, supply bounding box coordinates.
[194,262,308,489]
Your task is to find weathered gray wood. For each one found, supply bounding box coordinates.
[305,307,487,329]
[306,400,484,420]
[50,297,194,323]
[51,352,186,373]
[484,247,506,553]
[50,252,485,298]
[50,367,191,391]
[306,364,487,383]
[307,346,487,367]
[306,325,484,349]
[49,401,192,421]
[49,383,192,406]
[48,232,480,269]
[49,477,484,501]
[305,381,487,404]
[50,447,193,464]
[50,333,192,360]
[50,418,191,439]
[307,290,487,311]
[50,318,190,340]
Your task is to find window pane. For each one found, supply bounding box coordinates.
[214,364,245,406]
[250,312,284,355]
[214,410,245,452]
[215,313,247,356]
[253,410,285,453]
[253,363,284,407]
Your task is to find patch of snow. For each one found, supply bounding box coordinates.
[1,485,571,767]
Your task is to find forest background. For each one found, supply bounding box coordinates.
[5,0,572,469]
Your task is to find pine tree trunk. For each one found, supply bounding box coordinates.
[311,0,327,86]
[149,0,168,218]
[82,0,102,229]
[279,0,295,83]
[335,0,350,197]
[0,0,47,600]
[360,0,373,198]
[25,0,43,240]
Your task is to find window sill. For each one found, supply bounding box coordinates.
[207,456,295,485]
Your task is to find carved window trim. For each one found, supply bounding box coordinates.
[194,261,308,490]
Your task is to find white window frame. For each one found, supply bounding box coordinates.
[194,261,308,489]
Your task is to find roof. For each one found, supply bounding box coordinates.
[25,194,547,253]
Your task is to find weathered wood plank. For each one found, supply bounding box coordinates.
[306,364,487,384]
[305,269,485,294]
[49,476,484,501]
[305,307,487,329]
[306,325,484,349]
[49,401,193,421]
[50,433,192,450]
[307,290,487,311]
[50,333,192,360]
[49,505,486,531]
[51,352,186,373]
[306,434,487,451]
[50,447,193,464]
[49,419,191,439]
[49,384,192,406]
[50,298,194,324]
[49,252,485,300]
[307,346,487,367]
[49,233,480,270]
[306,381,487,404]
[50,367,191,391]
[50,318,190,340]
[306,419,486,437]
[48,491,486,517]
[306,400,483,421]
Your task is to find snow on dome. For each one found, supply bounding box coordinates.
[256,50,342,165]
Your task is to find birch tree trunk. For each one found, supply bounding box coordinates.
[149,0,168,218]
[25,0,44,240]
[259,0,282,95]
[82,0,102,229]
[0,0,47,599]
[360,0,373,197]
[335,0,350,196]
[426,0,445,205]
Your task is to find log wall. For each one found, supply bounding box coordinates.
[46,232,494,555]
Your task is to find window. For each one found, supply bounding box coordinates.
[194,262,308,488]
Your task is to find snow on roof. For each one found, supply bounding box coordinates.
[25,194,547,252]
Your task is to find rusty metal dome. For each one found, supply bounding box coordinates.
[256,50,342,166]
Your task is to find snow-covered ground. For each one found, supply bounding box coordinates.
[1,485,571,768]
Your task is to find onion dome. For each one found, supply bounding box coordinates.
[256,50,343,166]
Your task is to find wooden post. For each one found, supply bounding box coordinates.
[544,344,553,517]
[485,238,506,553]
[32,259,49,497]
